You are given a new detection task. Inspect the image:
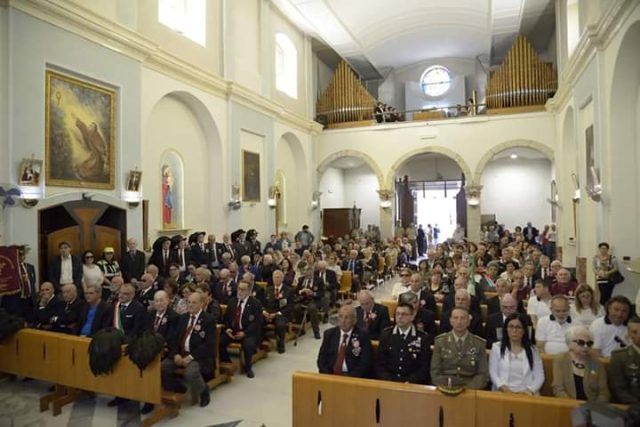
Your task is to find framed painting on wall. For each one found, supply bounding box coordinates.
[242,150,261,202]
[45,70,116,189]
[18,158,43,186]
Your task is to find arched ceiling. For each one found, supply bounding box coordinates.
[274,0,555,79]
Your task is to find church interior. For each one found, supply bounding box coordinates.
[1,0,640,426]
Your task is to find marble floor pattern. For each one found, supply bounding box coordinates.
[0,280,397,427]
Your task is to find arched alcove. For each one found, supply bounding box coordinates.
[473,139,554,185]
[143,91,223,241]
[317,150,384,189]
[275,132,307,232]
[608,20,640,296]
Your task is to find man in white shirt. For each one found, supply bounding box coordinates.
[391,268,412,301]
[527,280,552,327]
[591,295,632,357]
[536,295,572,354]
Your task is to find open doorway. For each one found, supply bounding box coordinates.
[413,180,462,244]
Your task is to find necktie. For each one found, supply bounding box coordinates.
[365,312,372,328]
[275,287,281,299]
[349,260,354,272]
[456,337,463,354]
[333,333,349,375]
[181,315,196,352]
[179,250,184,265]
[130,251,135,258]
[233,300,243,332]
[154,314,162,333]
[164,250,169,265]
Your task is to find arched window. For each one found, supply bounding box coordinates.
[275,33,298,99]
[158,0,206,46]
[420,65,452,97]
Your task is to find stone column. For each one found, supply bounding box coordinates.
[377,189,394,240]
[465,185,483,242]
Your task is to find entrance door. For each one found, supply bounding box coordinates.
[38,200,127,280]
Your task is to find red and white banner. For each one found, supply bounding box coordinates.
[0,245,21,296]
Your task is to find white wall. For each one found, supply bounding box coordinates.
[480,158,553,230]
[319,165,380,228]
[319,166,345,209]
[343,166,380,228]
[396,155,464,182]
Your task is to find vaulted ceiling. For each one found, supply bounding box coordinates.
[274,0,555,79]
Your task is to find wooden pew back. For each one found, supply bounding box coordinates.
[0,329,161,404]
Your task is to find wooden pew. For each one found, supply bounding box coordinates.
[538,353,610,397]
[380,300,397,322]
[0,329,171,424]
[292,371,584,427]
[475,390,578,427]
[292,372,476,426]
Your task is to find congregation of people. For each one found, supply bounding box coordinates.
[2,220,640,418]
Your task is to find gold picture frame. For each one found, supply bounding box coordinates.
[18,158,43,187]
[45,70,116,189]
[242,150,260,202]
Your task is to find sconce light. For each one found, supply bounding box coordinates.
[377,189,393,210]
[228,184,241,210]
[571,173,581,202]
[122,190,142,208]
[586,166,602,202]
[19,189,42,208]
[311,191,322,210]
[268,185,280,209]
[465,185,482,207]
[547,180,560,206]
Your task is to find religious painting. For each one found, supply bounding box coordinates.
[242,150,260,202]
[127,170,142,192]
[18,158,43,187]
[160,151,183,230]
[45,70,116,189]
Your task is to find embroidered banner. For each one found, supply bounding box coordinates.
[0,245,21,296]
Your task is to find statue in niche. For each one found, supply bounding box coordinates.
[162,164,175,229]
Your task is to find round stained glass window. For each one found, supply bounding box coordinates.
[420,65,452,97]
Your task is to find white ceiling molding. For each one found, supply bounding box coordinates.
[8,0,322,134]
[546,0,637,113]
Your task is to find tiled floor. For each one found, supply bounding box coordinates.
[0,280,398,427]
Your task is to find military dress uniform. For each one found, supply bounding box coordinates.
[374,325,430,384]
[430,331,489,389]
[609,345,640,403]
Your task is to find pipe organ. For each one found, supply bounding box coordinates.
[316,61,376,125]
[486,35,557,109]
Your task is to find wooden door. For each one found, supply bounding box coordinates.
[39,200,127,280]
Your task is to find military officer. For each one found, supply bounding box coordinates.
[609,317,640,403]
[263,270,293,353]
[431,306,489,389]
[374,302,430,384]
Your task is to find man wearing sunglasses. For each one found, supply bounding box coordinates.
[609,317,640,403]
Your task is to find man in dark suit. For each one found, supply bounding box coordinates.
[136,273,156,310]
[243,272,265,305]
[205,234,223,270]
[317,304,372,378]
[522,222,539,244]
[484,294,519,349]
[374,302,430,384]
[147,290,179,341]
[315,260,338,310]
[120,238,146,282]
[1,246,37,318]
[77,283,112,337]
[341,250,363,293]
[213,268,236,304]
[355,290,390,340]
[219,280,263,378]
[399,292,437,340]
[111,283,147,341]
[148,237,172,278]
[47,241,82,292]
[259,254,279,287]
[263,270,293,353]
[161,292,215,408]
[189,232,208,267]
[439,289,484,337]
[32,282,62,330]
[171,237,192,274]
[51,284,86,334]
[293,268,325,339]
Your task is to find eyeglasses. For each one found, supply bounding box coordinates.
[573,339,594,348]
[400,274,409,277]
[507,324,523,330]
[85,255,94,259]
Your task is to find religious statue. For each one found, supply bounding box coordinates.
[162,164,174,228]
